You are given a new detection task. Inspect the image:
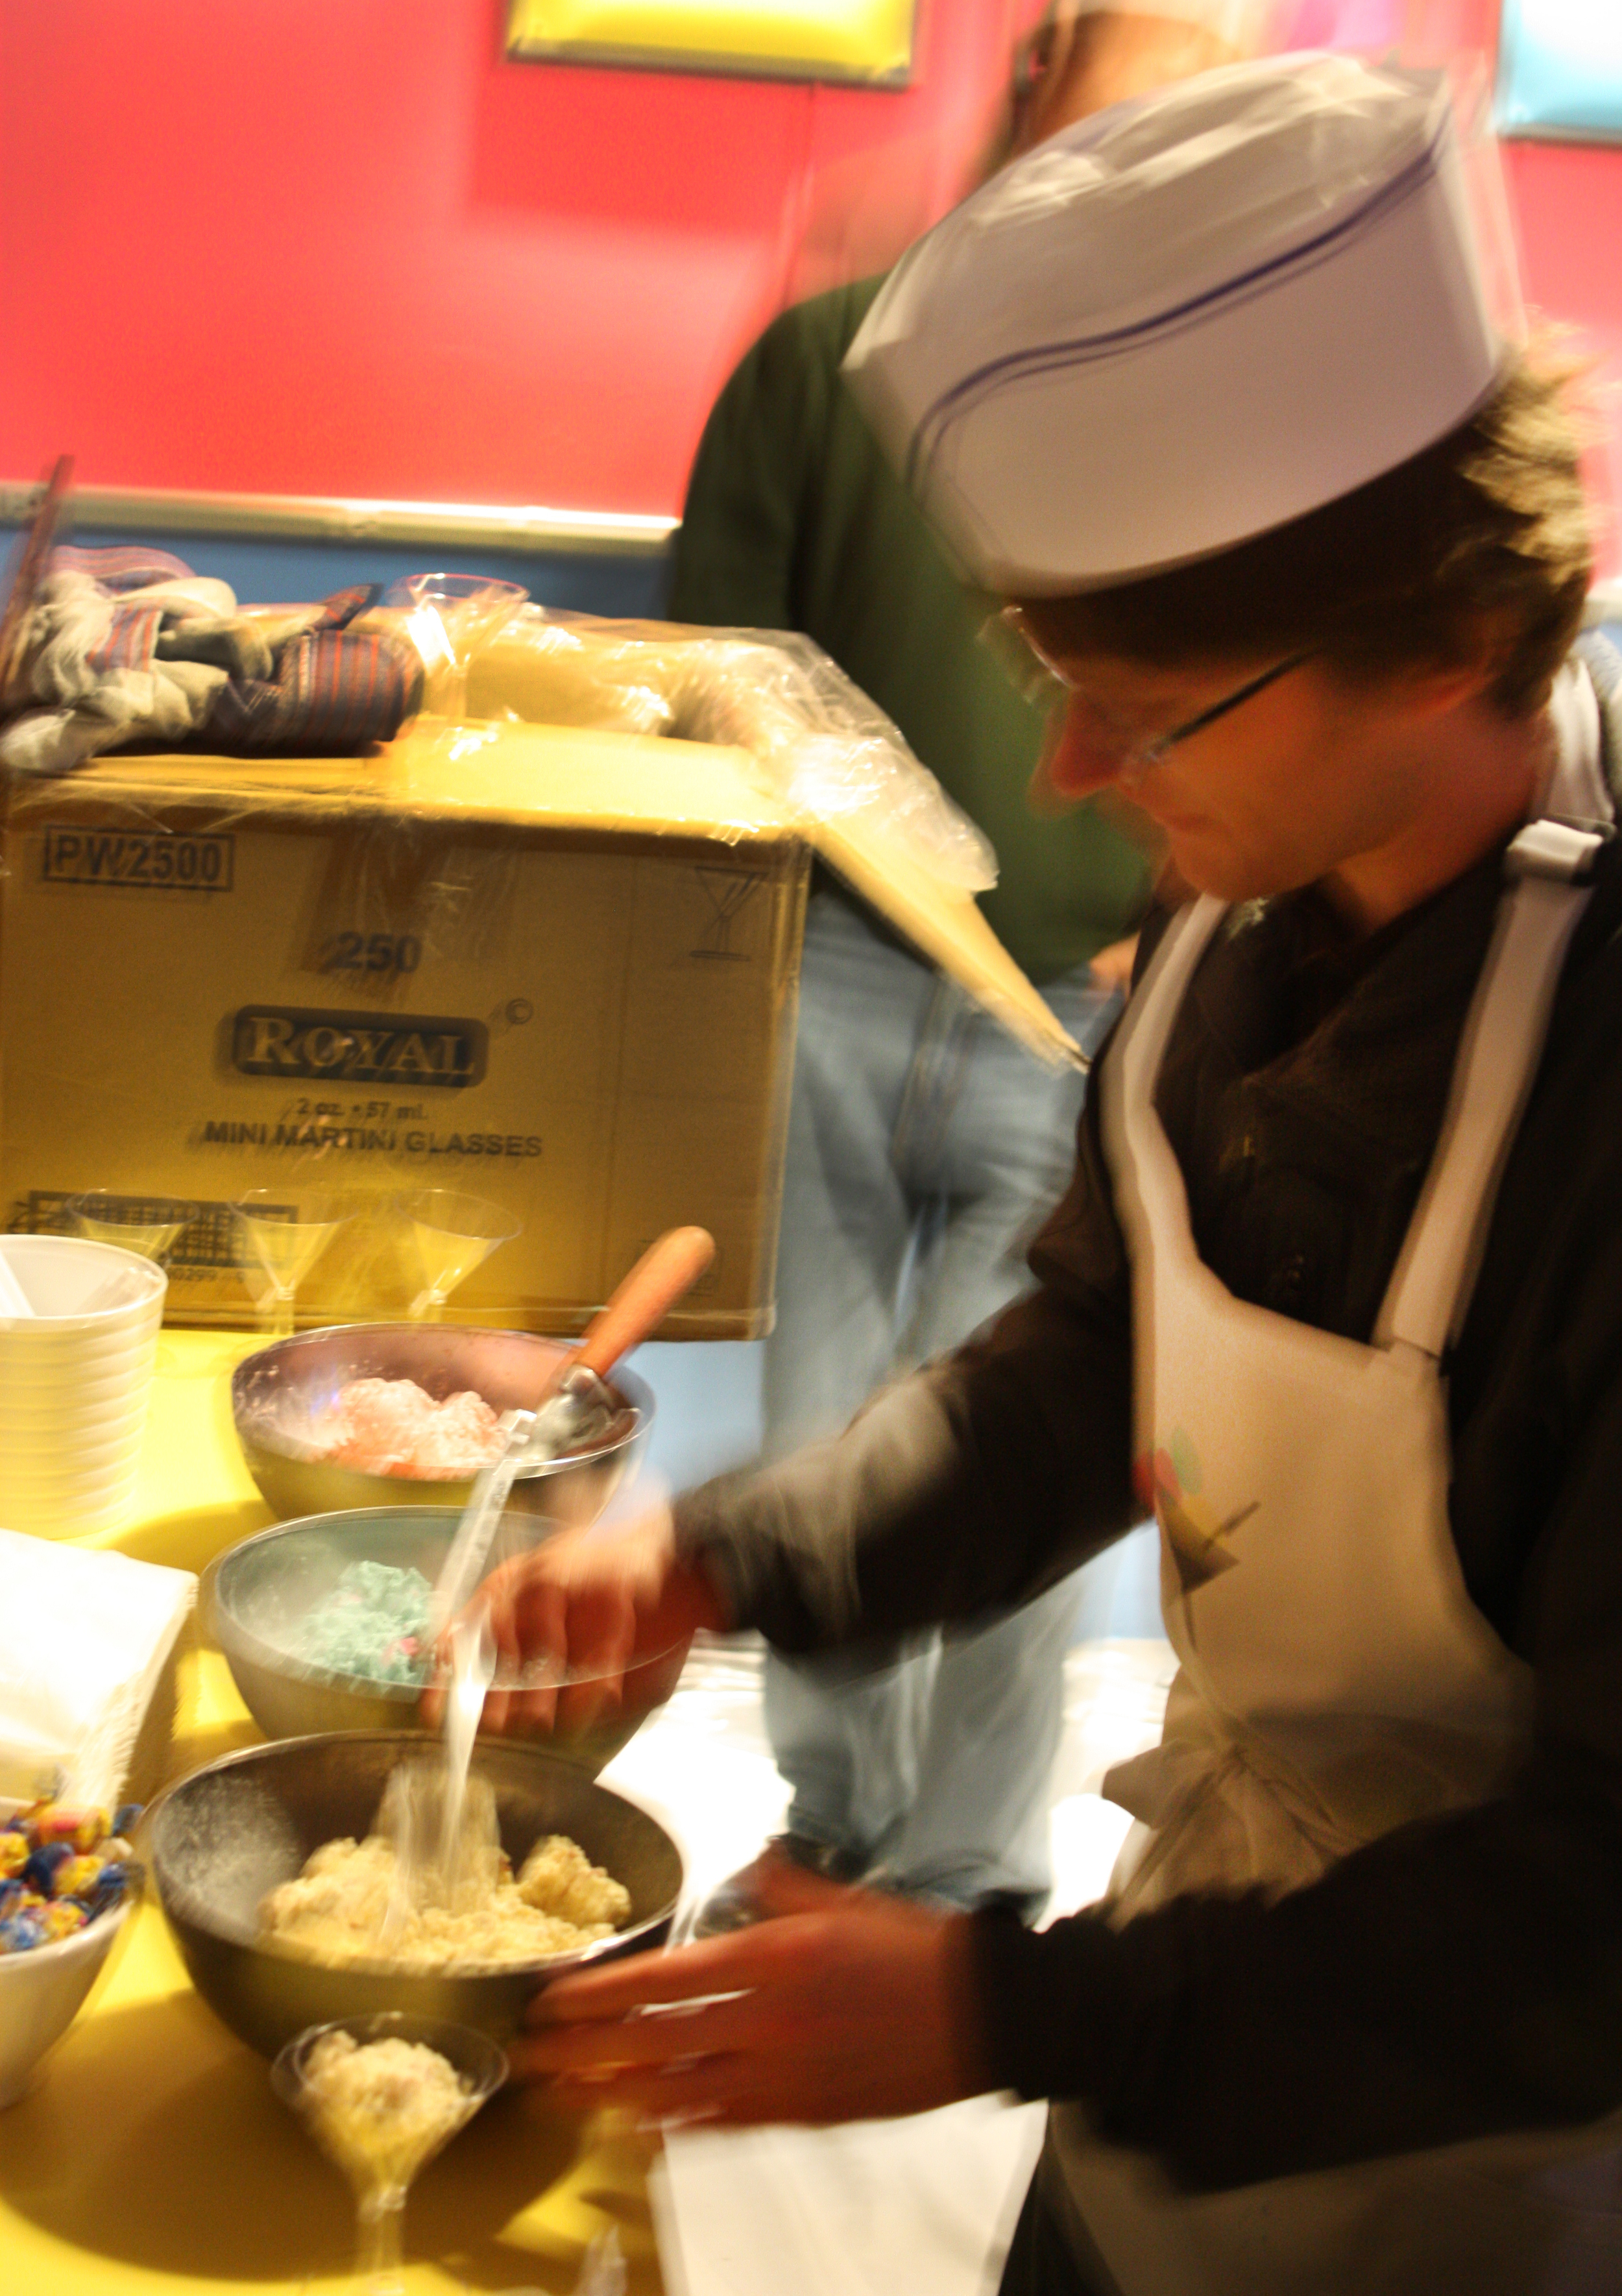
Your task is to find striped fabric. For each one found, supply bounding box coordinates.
[199,584,420,755]
[86,602,166,675]
[49,554,419,755]
[52,544,198,592]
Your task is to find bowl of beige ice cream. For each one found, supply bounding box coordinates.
[148,1732,683,2057]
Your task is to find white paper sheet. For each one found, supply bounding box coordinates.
[656,2095,1047,2296]
[0,1527,196,1805]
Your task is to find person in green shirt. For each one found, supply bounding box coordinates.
[666,4,1239,1917]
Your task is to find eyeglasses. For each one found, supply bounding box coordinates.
[992,606,1314,783]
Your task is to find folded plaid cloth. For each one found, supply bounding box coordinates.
[0,559,422,772]
[195,585,422,755]
[51,543,199,592]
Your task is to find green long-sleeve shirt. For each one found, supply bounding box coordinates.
[667,276,1154,983]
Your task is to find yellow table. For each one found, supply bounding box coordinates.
[0,1331,666,2295]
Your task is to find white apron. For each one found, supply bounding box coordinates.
[1047,665,1622,2294]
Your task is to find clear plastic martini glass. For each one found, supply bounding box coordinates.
[230,1188,350,1340]
[272,2011,506,2296]
[396,1188,522,1321]
[67,1191,199,1264]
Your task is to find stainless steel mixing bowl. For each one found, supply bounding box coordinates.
[210,1505,690,1777]
[230,1324,652,1524]
[147,1732,683,2057]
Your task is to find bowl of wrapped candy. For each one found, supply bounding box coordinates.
[230,1324,652,1526]
[0,1797,141,2107]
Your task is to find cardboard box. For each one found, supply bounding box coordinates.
[1,716,1076,1340]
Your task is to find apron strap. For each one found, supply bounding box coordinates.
[1376,665,1611,1356]
[1106,665,1611,1363]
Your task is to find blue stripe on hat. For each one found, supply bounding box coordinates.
[905,122,1449,504]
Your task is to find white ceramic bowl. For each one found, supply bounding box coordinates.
[0,1417,151,1465]
[0,1419,150,1456]
[0,1424,149,1482]
[0,1391,154,1428]
[0,1474,145,1537]
[0,1460,144,1496]
[0,1882,135,2107]
[1,1386,155,1430]
[0,1332,159,1373]
[0,1493,139,1539]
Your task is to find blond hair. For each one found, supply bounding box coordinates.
[1015,355,1595,719]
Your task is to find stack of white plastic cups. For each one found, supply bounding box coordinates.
[0,1237,167,1537]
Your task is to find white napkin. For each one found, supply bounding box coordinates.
[0,1528,197,1807]
[653,2095,1046,2296]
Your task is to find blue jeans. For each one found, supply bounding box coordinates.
[761,892,1126,1908]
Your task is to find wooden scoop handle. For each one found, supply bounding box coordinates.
[568,1226,716,1384]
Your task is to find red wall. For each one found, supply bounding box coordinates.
[1,0,1619,553]
[0,0,1019,516]
[1505,136,1622,561]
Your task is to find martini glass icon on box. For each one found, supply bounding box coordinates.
[67,1192,200,1265]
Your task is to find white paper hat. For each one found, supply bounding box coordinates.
[844,54,1507,594]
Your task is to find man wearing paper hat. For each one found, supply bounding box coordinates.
[668,0,1261,1944]
[489,51,1622,2294]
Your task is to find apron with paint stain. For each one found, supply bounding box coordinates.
[1045,665,1622,2294]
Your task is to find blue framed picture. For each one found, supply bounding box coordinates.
[1497,0,1622,144]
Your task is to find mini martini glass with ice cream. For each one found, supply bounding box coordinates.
[272,2010,505,2295]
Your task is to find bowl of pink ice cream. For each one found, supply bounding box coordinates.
[229,1323,652,1527]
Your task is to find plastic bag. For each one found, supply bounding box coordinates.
[462,605,998,894]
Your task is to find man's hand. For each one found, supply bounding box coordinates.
[510,1856,991,2128]
[423,1503,727,1737]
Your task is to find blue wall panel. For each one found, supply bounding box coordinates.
[56,526,670,620]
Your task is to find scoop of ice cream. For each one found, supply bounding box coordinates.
[320,1378,507,1480]
[285,1559,435,1685]
[297,2030,475,2196]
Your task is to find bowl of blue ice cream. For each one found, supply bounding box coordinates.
[208,1506,688,1779]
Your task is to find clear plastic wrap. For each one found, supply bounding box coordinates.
[0,550,1082,1343]
[0,526,994,894]
[459,605,998,894]
[380,572,529,722]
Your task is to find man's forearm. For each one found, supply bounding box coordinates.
[672,1282,1139,1650]
[968,1746,1622,2190]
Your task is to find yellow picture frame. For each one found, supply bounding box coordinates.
[505,0,917,85]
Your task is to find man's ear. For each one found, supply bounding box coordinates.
[1389,618,1518,724]
[1390,661,1495,724]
